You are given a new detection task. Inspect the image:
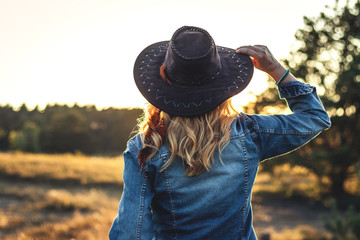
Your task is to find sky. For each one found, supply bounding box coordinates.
[0,0,338,110]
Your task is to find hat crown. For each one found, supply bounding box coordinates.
[163,26,221,86]
[172,27,213,59]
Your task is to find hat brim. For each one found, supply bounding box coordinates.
[134,41,254,117]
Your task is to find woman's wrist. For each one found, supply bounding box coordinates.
[268,64,286,80]
[268,65,295,85]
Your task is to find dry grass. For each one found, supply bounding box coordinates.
[254,163,322,200]
[18,208,116,240]
[0,180,121,240]
[0,152,123,240]
[0,151,124,185]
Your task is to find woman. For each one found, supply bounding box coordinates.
[109,26,330,240]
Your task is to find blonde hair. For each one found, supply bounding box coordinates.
[138,99,238,176]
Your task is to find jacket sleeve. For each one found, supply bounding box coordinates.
[244,80,331,161]
[109,139,154,240]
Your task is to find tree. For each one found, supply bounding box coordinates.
[0,105,18,150]
[9,121,41,152]
[257,0,360,199]
[287,0,360,198]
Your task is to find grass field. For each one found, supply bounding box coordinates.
[0,152,123,240]
[0,152,357,239]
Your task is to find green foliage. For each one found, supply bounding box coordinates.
[23,121,41,152]
[45,110,89,153]
[9,130,27,151]
[0,104,18,150]
[0,128,6,139]
[323,200,360,240]
[0,104,143,155]
[255,0,360,199]
[9,121,41,152]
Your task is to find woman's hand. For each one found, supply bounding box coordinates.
[236,45,295,84]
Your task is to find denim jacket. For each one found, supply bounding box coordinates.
[109,81,331,240]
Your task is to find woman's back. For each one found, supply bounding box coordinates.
[123,118,259,239]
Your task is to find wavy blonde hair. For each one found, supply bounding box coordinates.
[138,99,238,176]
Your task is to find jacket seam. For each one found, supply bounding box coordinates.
[164,169,178,239]
[257,129,322,135]
[240,133,249,238]
[136,172,148,239]
[148,152,171,163]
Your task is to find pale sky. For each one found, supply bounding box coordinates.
[0,0,337,110]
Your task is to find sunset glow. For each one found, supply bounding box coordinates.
[0,0,336,110]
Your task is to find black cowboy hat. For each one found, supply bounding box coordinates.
[133,26,254,117]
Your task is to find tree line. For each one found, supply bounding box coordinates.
[0,104,142,155]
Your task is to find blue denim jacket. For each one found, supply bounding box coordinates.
[109,81,331,240]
